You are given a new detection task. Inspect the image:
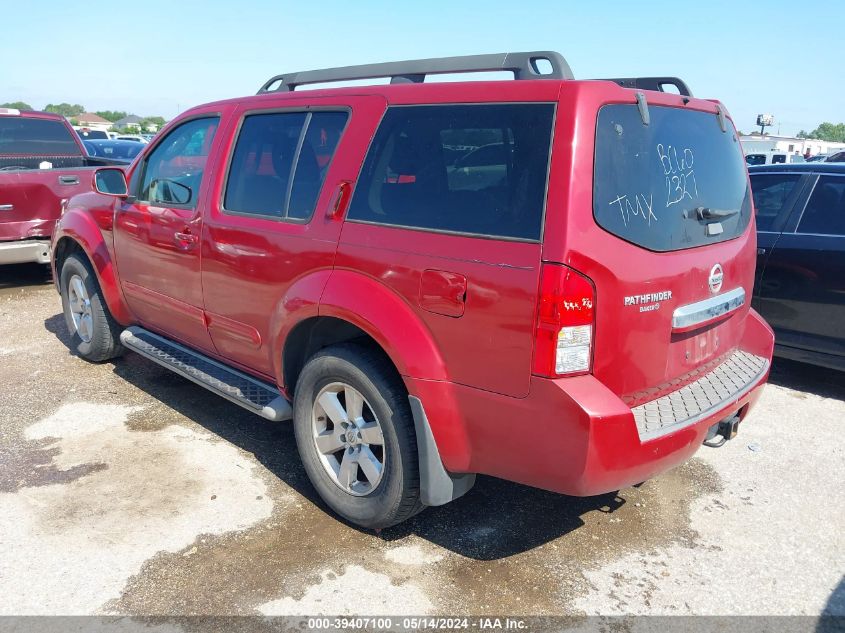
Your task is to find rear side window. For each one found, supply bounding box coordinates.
[594,105,751,252]
[798,176,845,236]
[347,104,555,240]
[224,111,348,220]
[0,118,81,155]
[745,154,766,166]
[750,173,801,232]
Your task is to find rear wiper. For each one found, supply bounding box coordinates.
[685,207,739,221]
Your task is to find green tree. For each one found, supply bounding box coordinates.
[805,122,845,143]
[44,103,85,117]
[94,110,128,122]
[141,116,166,132]
[1,101,33,110]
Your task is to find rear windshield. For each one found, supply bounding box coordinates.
[593,104,750,252]
[0,117,81,156]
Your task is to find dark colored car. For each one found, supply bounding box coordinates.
[52,51,773,528]
[826,150,845,162]
[750,163,845,371]
[82,139,145,163]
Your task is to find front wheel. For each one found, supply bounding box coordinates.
[292,344,424,529]
[59,253,124,362]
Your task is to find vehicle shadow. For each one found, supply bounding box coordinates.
[78,345,624,560]
[0,262,52,290]
[768,357,845,402]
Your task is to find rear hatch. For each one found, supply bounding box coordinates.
[559,97,756,406]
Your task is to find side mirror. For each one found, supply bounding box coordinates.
[94,168,129,197]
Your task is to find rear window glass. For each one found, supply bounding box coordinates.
[750,173,801,232]
[347,104,555,240]
[594,105,751,252]
[0,117,81,155]
[224,111,347,220]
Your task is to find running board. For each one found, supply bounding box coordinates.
[119,326,292,421]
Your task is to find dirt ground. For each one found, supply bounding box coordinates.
[0,262,843,618]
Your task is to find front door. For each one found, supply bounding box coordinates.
[114,113,222,352]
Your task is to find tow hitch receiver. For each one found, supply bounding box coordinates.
[703,415,740,448]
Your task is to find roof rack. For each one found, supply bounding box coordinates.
[257,51,574,93]
[599,77,693,97]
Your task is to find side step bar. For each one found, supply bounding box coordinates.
[120,326,292,421]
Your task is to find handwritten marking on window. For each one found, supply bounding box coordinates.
[657,144,698,207]
[609,193,656,228]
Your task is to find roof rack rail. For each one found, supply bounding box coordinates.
[599,77,693,97]
[257,51,574,94]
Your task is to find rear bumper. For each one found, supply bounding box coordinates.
[0,239,52,265]
[408,308,774,497]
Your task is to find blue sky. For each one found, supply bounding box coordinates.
[2,0,841,136]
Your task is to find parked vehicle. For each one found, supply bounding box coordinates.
[745,151,805,166]
[82,139,145,163]
[826,150,845,162]
[114,134,148,144]
[750,163,845,371]
[0,108,119,265]
[74,128,109,141]
[806,154,830,163]
[52,52,774,528]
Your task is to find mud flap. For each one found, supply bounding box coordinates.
[408,395,476,506]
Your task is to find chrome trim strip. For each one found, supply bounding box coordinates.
[672,287,745,330]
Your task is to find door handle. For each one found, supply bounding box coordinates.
[58,175,80,185]
[174,231,199,248]
[0,204,13,212]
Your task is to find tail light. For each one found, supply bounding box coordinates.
[533,263,595,377]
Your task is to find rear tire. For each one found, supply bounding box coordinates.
[59,253,124,362]
[292,344,424,529]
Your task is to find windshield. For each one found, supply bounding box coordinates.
[593,104,751,252]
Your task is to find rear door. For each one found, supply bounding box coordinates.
[338,102,556,397]
[201,95,383,377]
[759,174,845,359]
[748,170,810,292]
[570,99,758,406]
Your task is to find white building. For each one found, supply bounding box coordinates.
[740,134,845,159]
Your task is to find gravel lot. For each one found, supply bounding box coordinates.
[1,262,843,618]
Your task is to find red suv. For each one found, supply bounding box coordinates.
[51,52,774,528]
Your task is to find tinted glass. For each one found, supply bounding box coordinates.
[798,176,845,236]
[772,154,786,164]
[746,154,766,166]
[594,105,751,252]
[224,112,306,217]
[750,173,801,232]
[288,111,348,220]
[347,104,555,240]
[139,117,219,208]
[0,118,81,155]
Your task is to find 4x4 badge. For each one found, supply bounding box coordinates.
[709,264,724,294]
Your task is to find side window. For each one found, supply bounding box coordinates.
[223,111,348,220]
[347,104,555,241]
[288,112,348,220]
[771,154,786,164]
[750,173,801,232]
[798,176,845,236]
[745,154,766,166]
[138,117,219,208]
